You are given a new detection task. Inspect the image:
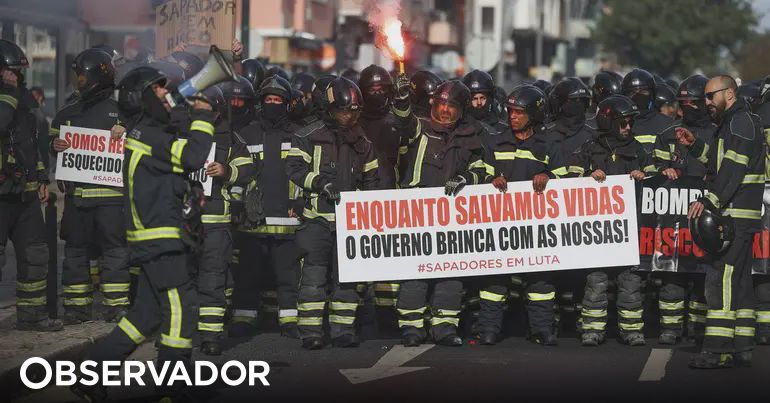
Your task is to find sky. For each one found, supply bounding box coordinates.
[756,0,770,31]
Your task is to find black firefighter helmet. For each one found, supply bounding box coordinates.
[359,64,393,91]
[0,39,29,70]
[72,48,116,98]
[506,85,547,126]
[689,208,735,255]
[409,70,444,108]
[325,77,363,128]
[116,66,167,118]
[549,77,591,116]
[462,69,495,95]
[595,94,639,133]
[677,75,709,101]
[241,58,266,91]
[591,70,623,106]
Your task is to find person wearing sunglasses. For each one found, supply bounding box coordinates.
[566,95,656,347]
[621,68,674,155]
[650,74,717,347]
[676,75,765,369]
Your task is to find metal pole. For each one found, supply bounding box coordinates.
[496,3,506,87]
[535,1,544,73]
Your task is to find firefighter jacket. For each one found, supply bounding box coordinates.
[198,118,254,228]
[0,86,47,196]
[630,108,673,154]
[545,119,596,177]
[753,101,770,180]
[239,116,303,236]
[483,125,562,182]
[286,119,380,223]
[393,111,487,189]
[358,110,400,189]
[566,133,656,177]
[688,99,765,233]
[123,109,217,263]
[50,88,123,206]
[653,117,717,178]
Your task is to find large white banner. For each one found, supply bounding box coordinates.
[336,175,640,283]
[55,125,124,187]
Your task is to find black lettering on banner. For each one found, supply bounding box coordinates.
[558,219,628,247]
[189,168,209,184]
[357,232,433,259]
[497,225,534,251]
[345,236,356,259]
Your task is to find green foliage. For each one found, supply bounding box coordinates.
[593,0,756,76]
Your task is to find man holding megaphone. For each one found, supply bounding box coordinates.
[71,46,237,402]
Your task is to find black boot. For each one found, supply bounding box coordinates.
[402,333,422,347]
[689,351,734,369]
[16,318,64,332]
[478,332,497,345]
[531,331,558,346]
[436,334,462,346]
[280,323,300,339]
[302,337,324,350]
[332,334,360,348]
[200,341,222,356]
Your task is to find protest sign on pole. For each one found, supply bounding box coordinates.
[188,143,216,196]
[155,0,237,58]
[55,125,124,187]
[336,175,640,283]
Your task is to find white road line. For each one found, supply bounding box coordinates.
[340,344,435,384]
[638,348,673,382]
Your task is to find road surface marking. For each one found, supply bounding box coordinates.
[340,344,434,384]
[638,348,673,381]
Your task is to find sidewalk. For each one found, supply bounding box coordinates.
[0,238,114,399]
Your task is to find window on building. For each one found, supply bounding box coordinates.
[481,7,494,34]
[12,24,58,118]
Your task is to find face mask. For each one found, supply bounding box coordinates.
[363,93,389,115]
[631,93,653,111]
[262,102,287,124]
[141,88,169,123]
[681,103,709,126]
[468,105,490,120]
[561,99,587,119]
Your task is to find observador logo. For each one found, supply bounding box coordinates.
[20,357,271,389]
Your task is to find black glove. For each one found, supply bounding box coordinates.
[321,182,341,204]
[395,73,411,101]
[444,175,467,196]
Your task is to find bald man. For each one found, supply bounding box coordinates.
[677,75,765,369]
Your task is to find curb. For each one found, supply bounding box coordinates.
[1,322,114,400]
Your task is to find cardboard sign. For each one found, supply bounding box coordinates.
[336,176,640,283]
[55,126,124,187]
[188,143,216,196]
[155,0,237,58]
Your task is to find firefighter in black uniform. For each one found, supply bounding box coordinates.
[0,40,62,332]
[476,85,561,345]
[587,71,623,130]
[621,68,674,154]
[289,72,315,125]
[231,75,303,339]
[679,75,765,369]
[219,76,257,132]
[652,74,716,345]
[357,65,403,319]
[50,49,130,324]
[392,78,488,347]
[463,70,501,127]
[566,95,656,347]
[409,70,443,120]
[655,82,679,119]
[286,77,380,350]
[545,77,597,336]
[72,66,217,401]
[753,81,770,345]
[190,86,254,356]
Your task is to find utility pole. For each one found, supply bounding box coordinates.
[535,0,544,75]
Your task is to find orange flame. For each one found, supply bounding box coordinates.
[382,19,405,61]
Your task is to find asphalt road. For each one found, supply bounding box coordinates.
[13,326,770,403]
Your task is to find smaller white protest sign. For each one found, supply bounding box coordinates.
[55,126,124,187]
[188,144,216,196]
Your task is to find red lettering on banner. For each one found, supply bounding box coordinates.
[639,227,653,255]
[639,226,706,258]
[398,200,412,228]
[108,138,124,154]
[514,192,533,220]
[546,189,559,218]
[455,196,468,225]
[753,230,770,259]
[346,203,356,231]
[612,185,625,214]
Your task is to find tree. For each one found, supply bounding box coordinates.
[734,33,770,81]
[592,0,756,77]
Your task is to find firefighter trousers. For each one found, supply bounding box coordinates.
[476,273,555,336]
[703,235,756,353]
[60,197,129,316]
[580,267,644,337]
[231,234,300,327]
[397,279,464,342]
[655,272,707,338]
[0,195,50,323]
[295,219,358,340]
[193,226,233,342]
[85,251,194,395]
